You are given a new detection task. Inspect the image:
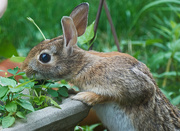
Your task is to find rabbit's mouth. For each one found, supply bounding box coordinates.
[28,71,57,81]
[30,72,47,80]
[25,69,44,80]
[25,66,62,81]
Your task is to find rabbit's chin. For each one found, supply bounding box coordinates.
[26,72,46,80]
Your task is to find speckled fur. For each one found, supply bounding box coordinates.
[21,3,180,131]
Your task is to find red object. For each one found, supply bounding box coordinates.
[0,59,22,81]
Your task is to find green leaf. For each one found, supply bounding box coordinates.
[9,79,35,93]
[74,126,84,131]
[16,79,34,89]
[16,111,26,119]
[16,72,26,76]
[89,123,101,130]
[160,88,171,100]
[8,82,28,93]
[0,77,16,88]
[13,93,20,99]
[5,101,17,113]
[33,97,40,105]
[46,82,71,89]
[10,56,26,63]
[58,86,68,97]
[174,51,180,62]
[34,96,45,106]
[145,39,163,46]
[152,43,168,51]
[152,71,180,78]
[0,43,18,58]
[2,116,15,128]
[170,39,180,53]
[7,67,19,75]
[9,86,25,93]
[47,82,61,88]
[171,95,180,106]
[56,97,62,102]
[39,96,46,103]
[78,21,95,45]
[129,0,180,31]
[60,79,68,84]
[0,70,5,72]
[0,105,5,111]
[46,96,61,109]
[17,99,34,112]
[0,85,9,98]
[75,123,101,131]
[47,89,58,97]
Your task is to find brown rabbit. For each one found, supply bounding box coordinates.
[21,3,180,131]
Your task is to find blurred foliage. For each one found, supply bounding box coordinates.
[0,0,180,106]
[75,123,102,131]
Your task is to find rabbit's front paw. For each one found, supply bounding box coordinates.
[71,92,101,106]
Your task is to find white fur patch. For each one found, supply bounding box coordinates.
[93,103,135,131]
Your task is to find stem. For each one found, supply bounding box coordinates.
[103,0,121,52]
[128,40,132,55]
[7,93,10,101]
[89,0,104,50]
[162,57,172,87]
[11,93,14,102]
[27,17,46,40]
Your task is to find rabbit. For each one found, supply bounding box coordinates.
[21,3,180,131]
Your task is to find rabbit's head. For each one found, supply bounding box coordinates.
[21,3,89,80]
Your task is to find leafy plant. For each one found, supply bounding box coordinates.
[74,123,102,131]
[78,21,95,50]
[129,0,180,33]
[151,19,180,104]
[10,55,26,63]
[0,67,34,128]
[0,67,69,128]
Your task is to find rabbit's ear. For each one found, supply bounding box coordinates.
[70,3,89,37]
[61,16,77,55]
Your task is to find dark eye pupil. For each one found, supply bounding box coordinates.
[39,53,51,63]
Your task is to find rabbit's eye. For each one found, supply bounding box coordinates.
[39,53,51,63]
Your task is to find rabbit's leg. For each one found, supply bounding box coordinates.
[71,92,109,106]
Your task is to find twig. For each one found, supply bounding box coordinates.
[162,57,172,87]
[89,0,104,50]
[89,0,121,52]
[103,0,121,52]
